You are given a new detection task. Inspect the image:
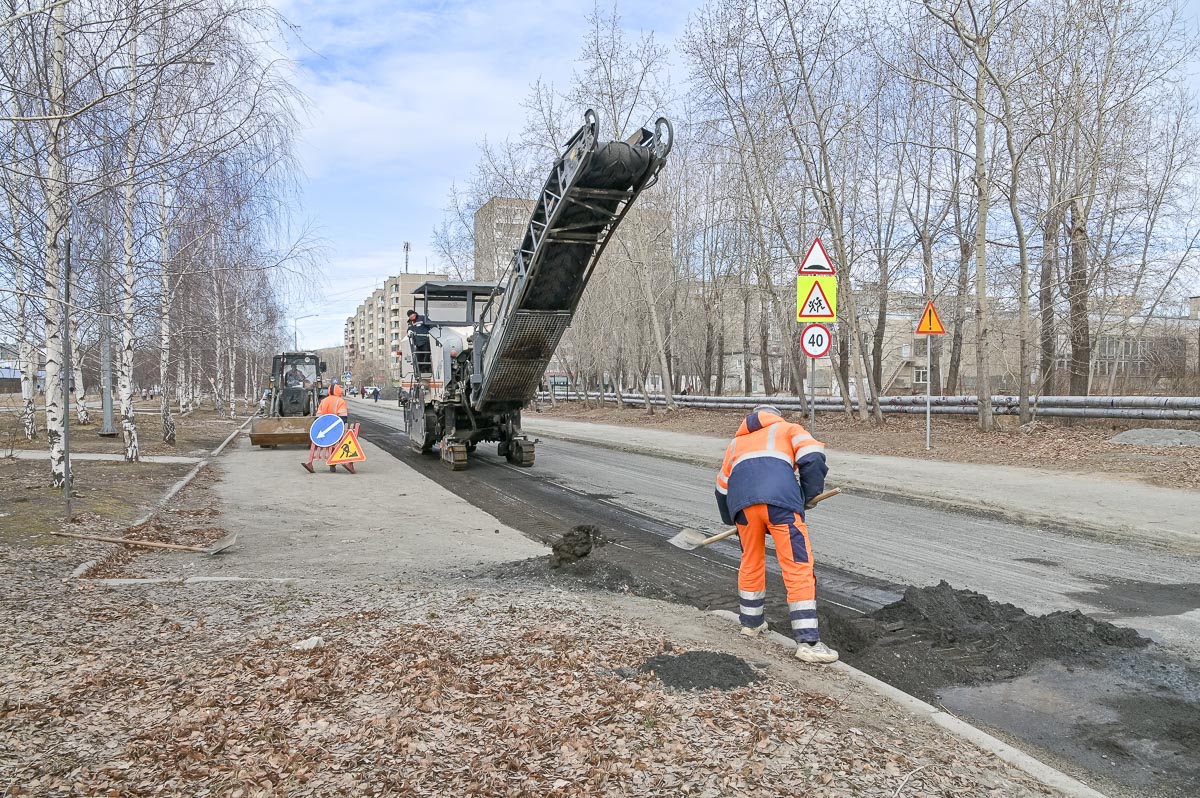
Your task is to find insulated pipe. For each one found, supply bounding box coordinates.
[542,393,1200,419]
[545,391,1200,410]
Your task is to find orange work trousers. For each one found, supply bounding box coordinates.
[735,503,819,643]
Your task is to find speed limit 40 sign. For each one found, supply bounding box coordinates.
[800,324,832,358]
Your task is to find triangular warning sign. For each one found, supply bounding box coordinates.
[916,301,946,335]
[799,238,836,275]
[798,280,835,321]
[327,429,367,464]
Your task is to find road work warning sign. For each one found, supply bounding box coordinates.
[328,430,366,465]
[796,277,837,322]
[916,300,946,335]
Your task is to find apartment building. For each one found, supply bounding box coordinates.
[344,273,447,386]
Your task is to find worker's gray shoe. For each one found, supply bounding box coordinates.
[795,641,839,664]
[739,621,769,638]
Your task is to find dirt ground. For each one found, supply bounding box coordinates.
[0,458,196,542]
[536,402,1200,490]
[0,558,1064,797]
[0,400,243,458]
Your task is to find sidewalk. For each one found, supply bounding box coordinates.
[522,415,1200,552]
[1,421,1094,797]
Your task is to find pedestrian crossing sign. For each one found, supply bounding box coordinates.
[327,429,366,465]
[796,276,837,322]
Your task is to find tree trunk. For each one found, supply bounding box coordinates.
[972,68,994,431]
[758,292,774,395]
[71,317,89,425]
[1039,208,1059,397]
[1067,198,1091,395]
[158,190,176,443]
[872,280,887,396]
[119,19,141,462]
[701,317,714,396]
[211,245,225,413]
[42,0,69,487]
[715,323,726,396]
[742,289,753,394]
[947,230,970,394]
[920,233,942,394]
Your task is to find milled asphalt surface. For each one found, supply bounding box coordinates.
[351,400,1200,658]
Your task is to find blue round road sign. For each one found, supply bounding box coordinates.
[310,414,346,447]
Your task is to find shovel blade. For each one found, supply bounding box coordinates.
[206,533,238,556]
[667,528,709,551]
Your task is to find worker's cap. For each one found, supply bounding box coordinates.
[406,309,418,317]
[752,403,781,417]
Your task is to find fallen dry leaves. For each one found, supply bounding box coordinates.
[1,545,1061,797]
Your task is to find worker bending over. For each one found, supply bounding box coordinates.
[317,383,349,425]
[715,404,838,664]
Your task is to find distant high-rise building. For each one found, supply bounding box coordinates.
[344,272,447,386]
[473,197,535,281]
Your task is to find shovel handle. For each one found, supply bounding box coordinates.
[805,487,841,509]
[50,531,209,553]
[701,488,842,547]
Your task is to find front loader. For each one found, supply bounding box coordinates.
[248,351,328,447]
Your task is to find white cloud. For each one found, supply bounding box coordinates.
[270,0,701,350]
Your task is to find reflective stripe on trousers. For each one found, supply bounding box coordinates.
[734,503,819,643]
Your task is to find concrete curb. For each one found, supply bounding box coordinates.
[79,576,298,587]
[68,416,254,579]
[522,423,1179,549]
[711,610,1109,798]
[130,415,254,528]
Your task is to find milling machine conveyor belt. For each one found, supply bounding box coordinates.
[473,110,672,412]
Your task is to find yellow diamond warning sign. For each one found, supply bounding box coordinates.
[916,300,946,335]
[327,429,366,465]
[796,276,837,322]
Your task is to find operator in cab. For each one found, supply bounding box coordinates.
[317,383,348,425]
[407,309,432,376]
[284,364,307,388]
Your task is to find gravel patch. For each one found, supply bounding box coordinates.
[1109,428,1200,447]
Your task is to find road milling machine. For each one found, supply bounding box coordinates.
[248,351,328,447]
[402,110,671,469]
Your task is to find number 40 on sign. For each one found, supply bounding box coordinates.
[800,324,832,358]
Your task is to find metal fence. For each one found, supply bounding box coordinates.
[540,391,1200,421]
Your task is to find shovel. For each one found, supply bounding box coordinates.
[51,530,239,555]
[667,488,842,551]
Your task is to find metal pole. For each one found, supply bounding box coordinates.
[62,233,73,520]
[294,318,299,351]
[809,356,816,429]
[925,338,932,450]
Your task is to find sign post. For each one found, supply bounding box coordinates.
[915,301,947,450]
[800,323,831,429]
[797,239,838,429]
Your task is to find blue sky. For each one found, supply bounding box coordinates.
[276,0,695,348]
[279,0,1200,349]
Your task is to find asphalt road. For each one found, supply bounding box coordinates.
[351,400,1200,658]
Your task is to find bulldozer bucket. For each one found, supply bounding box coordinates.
[249,417,314,448]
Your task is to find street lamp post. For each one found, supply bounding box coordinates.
[294,314,317,350]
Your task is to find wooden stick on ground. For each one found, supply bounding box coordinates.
[50,531,210,553]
